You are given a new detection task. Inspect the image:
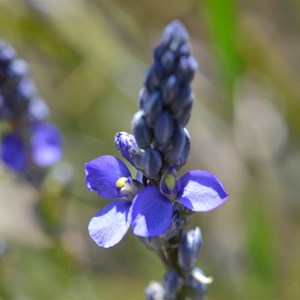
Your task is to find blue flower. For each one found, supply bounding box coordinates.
[1,131,27,171]
[131,169,228,237]
[0,122,63,172]
[85,155,228,247]
[85,155,139,248]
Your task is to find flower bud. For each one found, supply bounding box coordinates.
[138,87,147,109]
[29,97,50,122]
[185,267,210,300]
[169,84,192,117]
[161,75,178,105]
[7,77,36,118]
[174,128,190,167]
[7,58,29,85]
[0,40,16,66]
[161,20,189,52]
[164,124,186,163]
[142,148,162,178]
[175,97,193,126]
[114,131,143,169]
[176,56,198,83]
[163,270,182,300]
[178,227,202,273]
[145,281,165,300]
[154,111,174,146]
[132,111,152,149]
[143,91,163,126]
[145,65,161,92]
[160,50,175,74]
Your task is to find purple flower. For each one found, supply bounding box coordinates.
[1,132,27,171]
[85,155,139,248]
[0,122,63,172]
[85,155,228,247]
[131,170,228,237]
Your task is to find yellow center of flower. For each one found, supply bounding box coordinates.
[115,177,128,189]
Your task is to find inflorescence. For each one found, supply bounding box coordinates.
[0,40,63,182]
[85,20,228,300]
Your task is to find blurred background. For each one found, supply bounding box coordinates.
[0,0,300,299]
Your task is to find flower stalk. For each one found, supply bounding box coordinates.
[85,20,228,299]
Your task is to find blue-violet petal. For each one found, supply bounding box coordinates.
[178,170,228,212]
[88,199,132,248]
[85,155,130,198]
[132,185,172,237]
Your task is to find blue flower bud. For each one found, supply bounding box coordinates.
[185,267,209,300]
[114,131,143,169]
[145,281,165,300]
[138,87,147,110]
[178,227,202,273]
[7,59,29,85]
[174,95,193,126]
[174,128,190,166]
[170,84,192,117]
[161,20,189,53]
[160,50,175,74]
[143,91,164,126]
[28,97,50,122]
[0,40,16,66]
[154,111,174,146]
[164,124,186,163]
[176,56,198,83]
[132,111,153,149]
[160,167,181,198]
[178,43,190,57]
[145,65,161,93]
[161,75,178,105]
[6,78,36,118]
[163,270,182,300]
[142,148,162,177]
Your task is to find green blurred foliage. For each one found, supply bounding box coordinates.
[0,0,300,299]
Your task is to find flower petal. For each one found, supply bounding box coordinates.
[31,122,63,167]
[178,170,228,212]
[85,155,130,198]
[132,185,173,237]
[88,199,132,248]
[1,132,27,172]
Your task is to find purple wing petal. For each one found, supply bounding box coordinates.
[88,199,132,248]
[132,185,173,237]
[85,155,130,198]
[178,170,228,212]
[31,122,63,167]
[1,132,27,172]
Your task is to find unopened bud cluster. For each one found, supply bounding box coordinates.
[132,20,197,178]
[0,41,49,122]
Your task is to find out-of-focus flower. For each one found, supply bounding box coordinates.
[0,40,63,175]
